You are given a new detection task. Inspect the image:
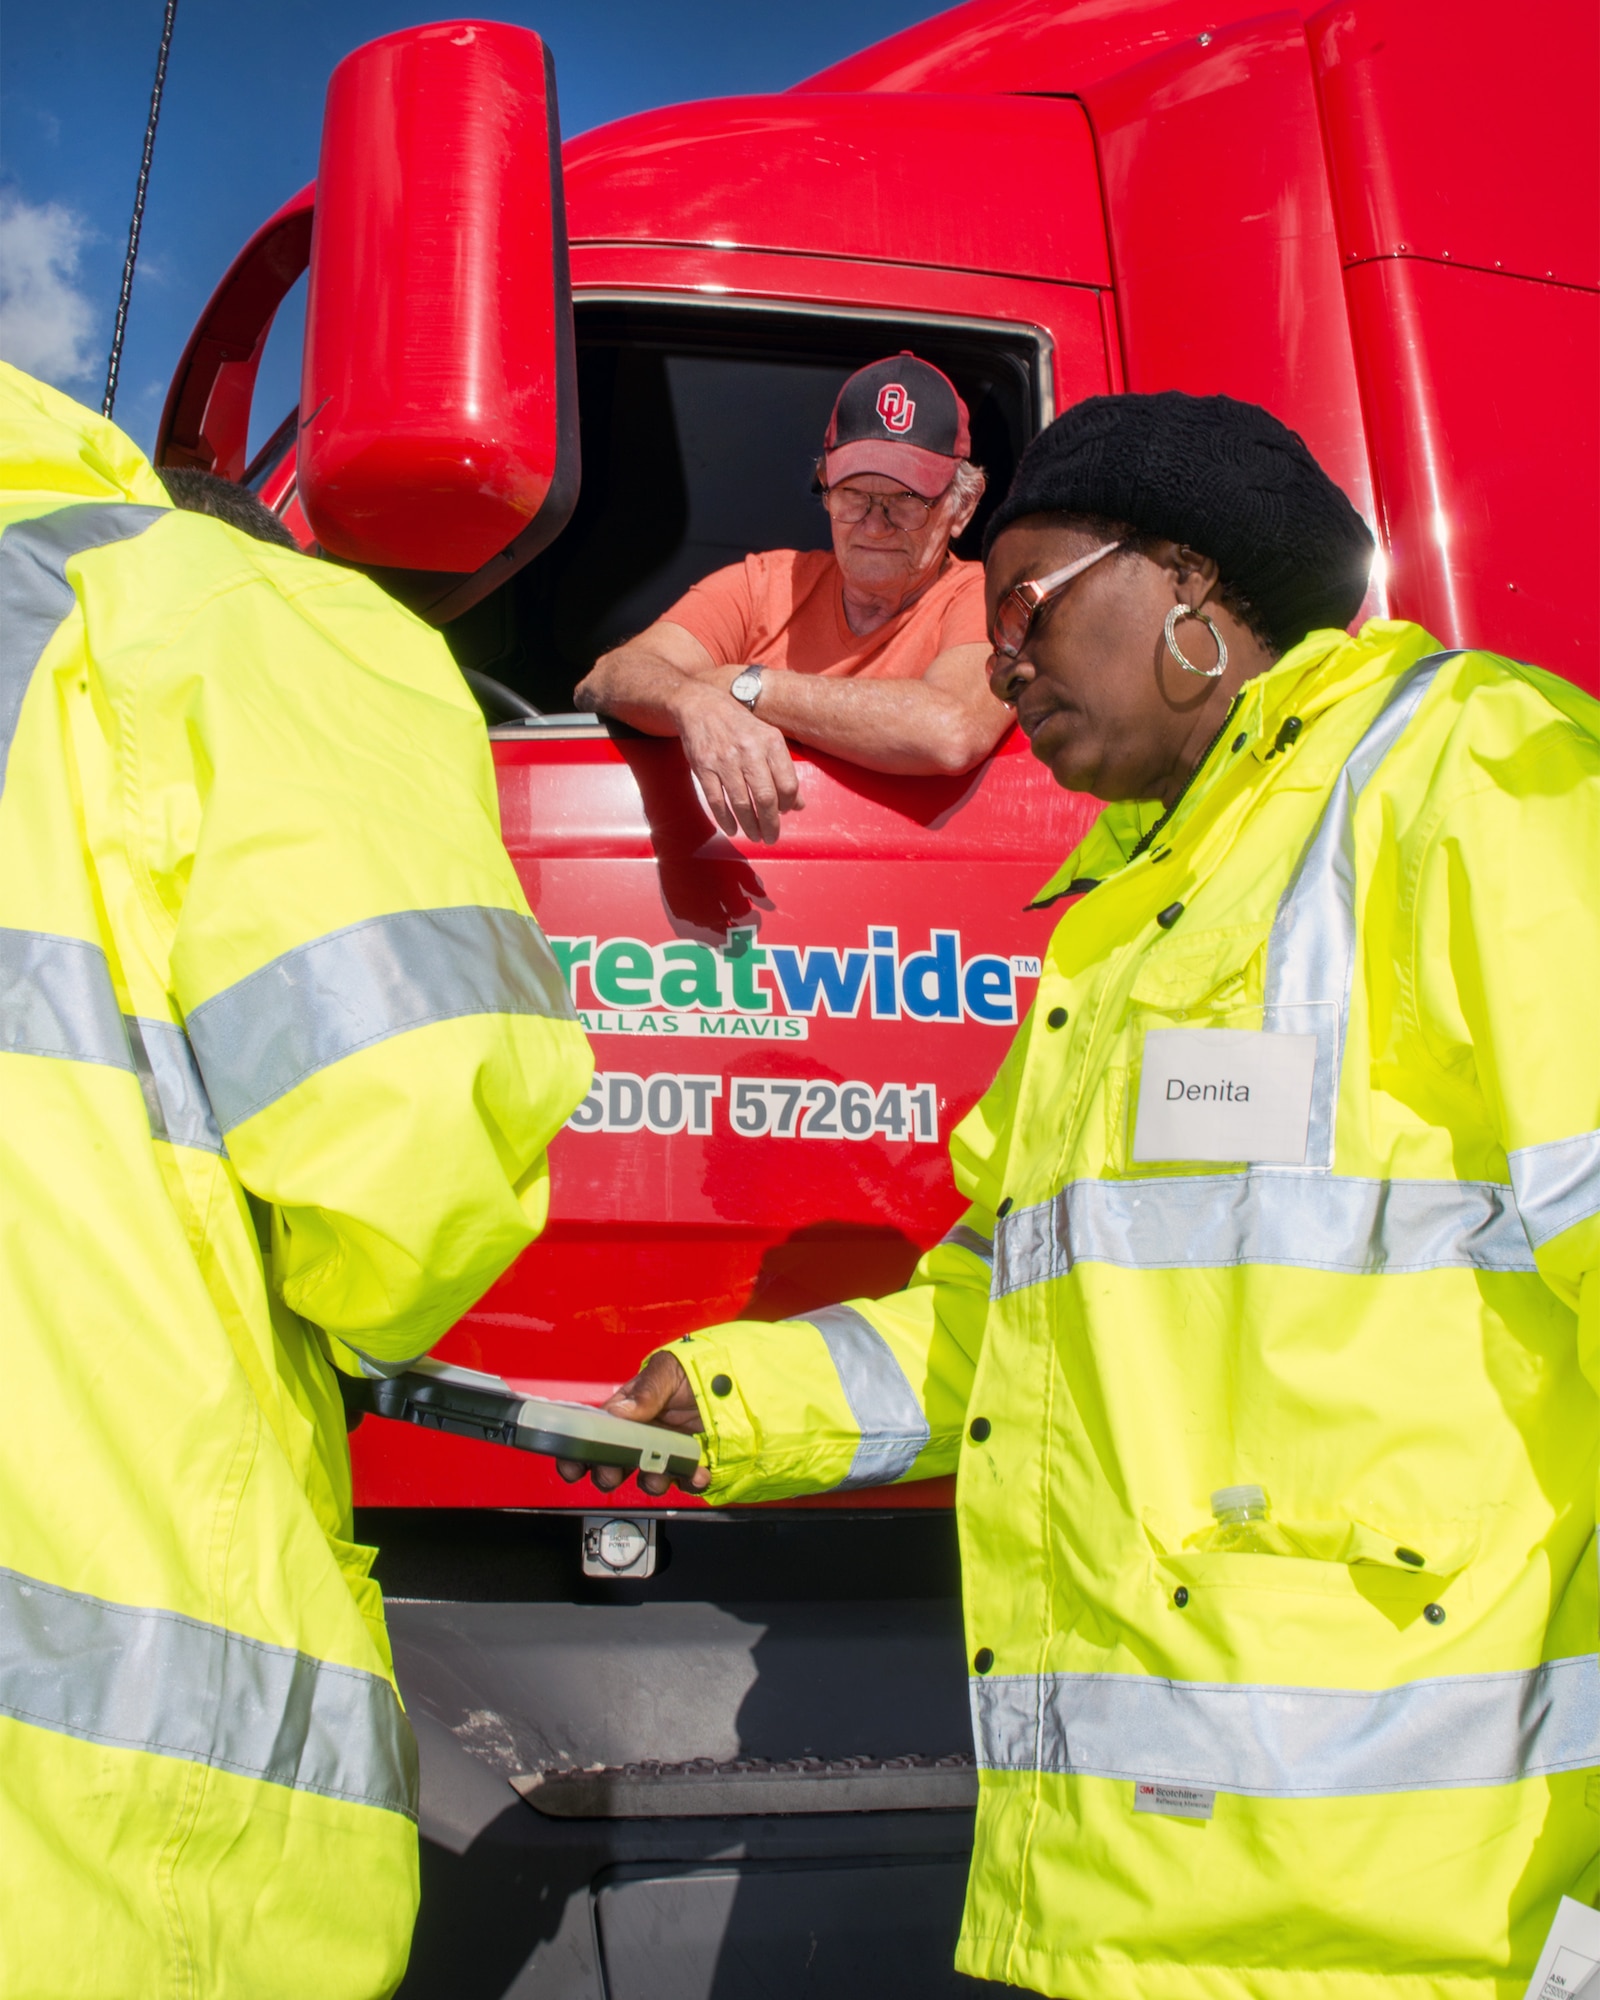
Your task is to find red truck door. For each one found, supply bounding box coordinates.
[343,88,1126,1509]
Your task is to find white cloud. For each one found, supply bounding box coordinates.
[0,193,100,386]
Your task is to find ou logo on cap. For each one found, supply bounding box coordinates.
[876,383,916,434]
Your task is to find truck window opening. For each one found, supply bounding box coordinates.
[443,300,1045,716]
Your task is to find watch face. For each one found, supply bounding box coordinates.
[731,670,761,704]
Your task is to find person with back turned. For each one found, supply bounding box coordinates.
[0,362,593,1999]
[564,391,1600,1996]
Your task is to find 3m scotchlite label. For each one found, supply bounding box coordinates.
[992,1170,1535,1293]
[939,1222,995,1266]
[1261,653,1456,1171]
[0,502,167,802]
[798,1304,931,1489]
[1509,1129,1600,1250]
[187,903,578,1132]
[1,929,224,1154]
[0,1564,417,1818]
[971,1655,1600,1796]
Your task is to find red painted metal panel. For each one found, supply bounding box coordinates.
[564,93,1111,289]
[351,730,1101,1508]
[1084,13,1374,523]
[1343,258,1599,690]
[299,21,576,576]
[1310,0,1599,290]
[798,0,1318,97]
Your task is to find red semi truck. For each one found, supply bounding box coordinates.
[157,3,1597,1993]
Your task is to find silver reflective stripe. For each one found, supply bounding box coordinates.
[0,1564,417,1818]
[1,928,224,1154]
[0,926,129,1068]
[187,903,578,1132]
[797,1304,931,1489]
[1509,1129,1600,1249]
[992,1169,1535,1294]
[939,1222,994,1266]
[1262,653,1457,1169]
[971,1655,1600,1796]
[0,502,167,803]
[126,1014,226,1155]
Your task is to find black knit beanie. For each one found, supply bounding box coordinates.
[983,392,1374,652]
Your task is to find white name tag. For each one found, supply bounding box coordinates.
[1133,1781,1215,1821]
[1133,1028,1317,1164]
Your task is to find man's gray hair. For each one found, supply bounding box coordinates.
[948,459,987,509]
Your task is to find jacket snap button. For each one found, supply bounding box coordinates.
[1156,902,1184,929]
[973,1648,995,1674]
[1046,1007,1068,1030]
[1423,1602,1446,1625]
[996,1197,1013,1218]
[1173,1586,1190,1608]
[1231,732,1248,753]
[969,1417,991,1442]
[710,1374,733,1397]
[1395,1547,1425,1567]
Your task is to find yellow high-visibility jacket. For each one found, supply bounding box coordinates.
[0,365,592,2000]
[668,618,1600,1999]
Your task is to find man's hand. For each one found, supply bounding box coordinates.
[672,677,802,845]
[555,1349,711,1498]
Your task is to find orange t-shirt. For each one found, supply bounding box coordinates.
[664,549,987,680]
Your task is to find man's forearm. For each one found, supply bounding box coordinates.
[750,671,1003,776]
[573,645,699,738]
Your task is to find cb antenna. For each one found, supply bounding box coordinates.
[102,0,180,420]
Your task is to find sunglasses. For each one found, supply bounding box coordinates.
[988,540,1123,661]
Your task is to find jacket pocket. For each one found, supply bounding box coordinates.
[1103,924,1271,1172]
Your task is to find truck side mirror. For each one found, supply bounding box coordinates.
[298,20,579,624]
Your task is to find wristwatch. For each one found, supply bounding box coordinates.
[729,666,764,713]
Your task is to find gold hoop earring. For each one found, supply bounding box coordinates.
[1164,605,1228,679]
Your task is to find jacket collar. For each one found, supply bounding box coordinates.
[1028,620,1445,908]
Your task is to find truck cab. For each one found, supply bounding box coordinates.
[156,3,1596,1993]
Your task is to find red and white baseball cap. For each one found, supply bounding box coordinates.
[823,353,972,500]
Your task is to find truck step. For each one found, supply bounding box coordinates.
[512,1751,978,1818]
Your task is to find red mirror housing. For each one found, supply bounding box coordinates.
[298,20,579,622]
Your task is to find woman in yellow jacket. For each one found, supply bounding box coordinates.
[0,365,592,1999]
[572,394,1600,1997]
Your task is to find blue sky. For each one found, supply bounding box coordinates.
[0,1,940,453]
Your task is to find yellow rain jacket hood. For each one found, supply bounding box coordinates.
[0,365,592,1998]
[668,617,1600,1998]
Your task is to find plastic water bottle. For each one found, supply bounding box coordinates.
[1208,1483,1272,1552]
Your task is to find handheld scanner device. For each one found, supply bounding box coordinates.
[353,1358,703,1481]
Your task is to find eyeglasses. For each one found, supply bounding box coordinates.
[988,540,1123,661]
[820,483,950,531]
